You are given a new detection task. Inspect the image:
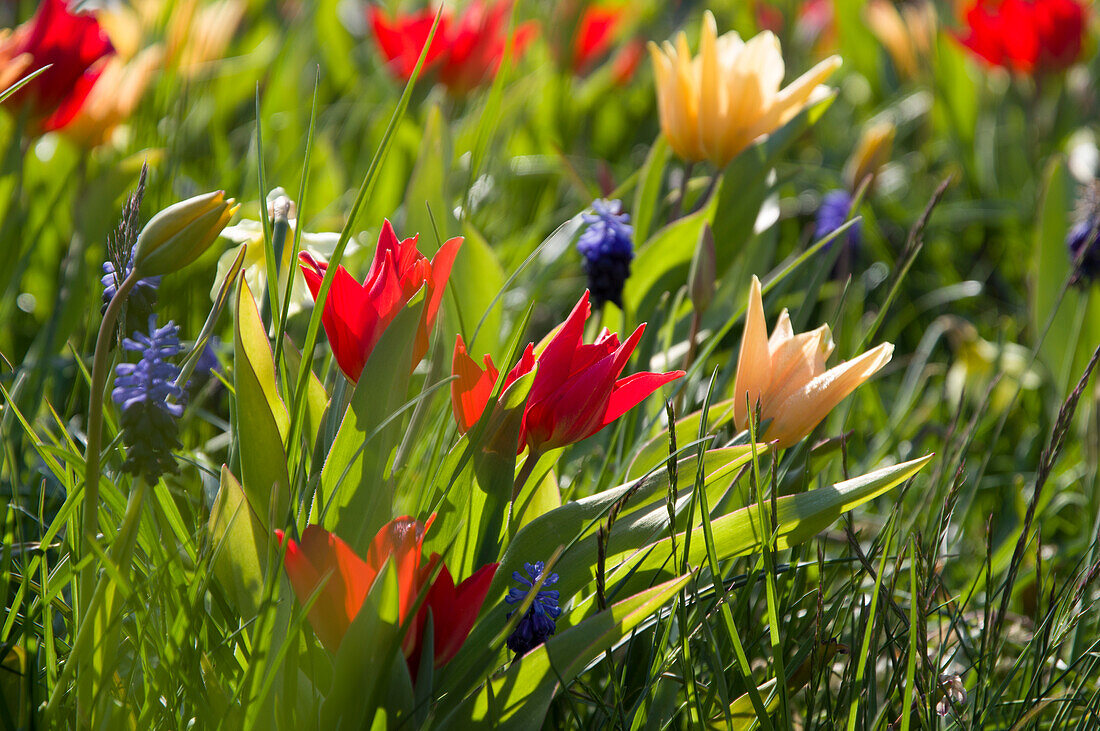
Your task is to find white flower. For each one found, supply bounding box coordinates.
[211,188,353,317]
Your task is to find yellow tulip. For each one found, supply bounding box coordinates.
[865,0,936,81]
[733,276,893,448]
[648,11,841,168]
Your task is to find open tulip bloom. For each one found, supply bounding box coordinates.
[300,220,461,383]
[733,276,894,448]
[451,291,685,455]
[278,518,497,674]
[368,0,537,95]
[648,11,840,169]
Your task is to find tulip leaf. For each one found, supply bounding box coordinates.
[234,276,291,522]
[626,94,835,316]
[607,454,935,588]
[441,446,759,692]
[319,291,426,554]
[1032,155,1100,395]
[632,134,670,246]
[454,223,506,354]
[208,466,267,619]
[626,397,737,480]
[436,575,690,730]
[625,194,718,316]
[444,453,930,696]
[322,561,405,729]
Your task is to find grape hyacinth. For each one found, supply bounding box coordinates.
[1066,217,1100,284]
[505,561,562,656]
[111,315,185,482]
[815,189,862,251]
[576,199,634,308]
[102,255,161,329]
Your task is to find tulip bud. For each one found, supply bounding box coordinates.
[844,121,895,192]
[689,224,717,314]
[132,191,238,277]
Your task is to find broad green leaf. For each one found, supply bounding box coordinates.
[404,103,454,247]
[632,135,670,246]
[514,469,561,531]
[437,575,690,730]
[322,561,405,729]
[208,467,267,619]
[1031,156,1100,395]
[441,446,761,693]
[453,224,506,355]
[234,276,291,522]
[319,292,425,554]
[610,454,934,586]
[627,397,737,480]
[625,195,718,316]
[716,678,779,730]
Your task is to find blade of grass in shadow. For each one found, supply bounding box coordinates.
[285,9,443,469]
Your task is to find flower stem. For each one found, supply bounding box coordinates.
[80,268,139,616]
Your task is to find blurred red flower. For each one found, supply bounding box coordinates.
[958,0,1085,74]
[0,0,115,133]
[451,291,684,453]
[278,518,497,674]
[299,220,460,383]
[368,0,537,95]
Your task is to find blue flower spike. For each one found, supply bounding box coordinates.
[505,561,562,656]
[111,315,186,482]
[576,199,634,308]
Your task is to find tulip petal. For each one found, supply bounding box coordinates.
[601,369,685,428]
[280,525,375,652]
[733,276,772,430]
[743,54,841,144]
[768,341,894,447]
[530,291,591,402]
[423,560,498,667]
[451,335,500,433]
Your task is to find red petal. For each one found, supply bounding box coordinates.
[601,370,685,428]
[451,334,500,433]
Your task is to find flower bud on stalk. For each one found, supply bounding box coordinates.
[689,223,717,315]
[132,191,238,277]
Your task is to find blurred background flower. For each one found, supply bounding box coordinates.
[0,0,114,134]
[957,0,1085,75]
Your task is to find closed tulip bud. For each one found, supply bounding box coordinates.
[132,191,238,277]
[844,120,896,192]
[689,224,717,314]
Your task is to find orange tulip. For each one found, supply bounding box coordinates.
[732,276,893,448]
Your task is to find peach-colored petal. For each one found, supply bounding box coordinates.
[767,341,894,447]
[733,276,772,430]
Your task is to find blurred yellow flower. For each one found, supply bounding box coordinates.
[648,11,841,168]
[212,188,354,317]
[733,276,893,448]
[844,119,896,191]
[865,0,936,81]
[97,0,244,78]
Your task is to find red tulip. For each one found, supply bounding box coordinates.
[0,0,115,133]
[277,518,497,673]
[609,38,645,86]
[450,334,535,434]
[368,0,537,95]
[451,291,684,453]
[572,4,624,74]
[958,0,1085,74]
[520,291,683,452]
[299,220,461,382]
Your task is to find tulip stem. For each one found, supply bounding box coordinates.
[670,162,694,222]
[81,268,140,620]
[676,308,703,413]
[507,451,542,540]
